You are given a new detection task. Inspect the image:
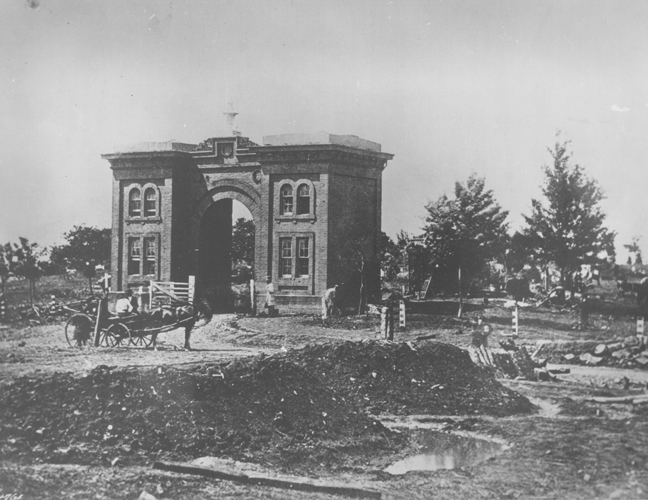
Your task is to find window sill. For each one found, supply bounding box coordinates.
[126,217,162,224]
[275,215,316,224]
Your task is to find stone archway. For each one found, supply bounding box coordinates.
[194,179,261,312]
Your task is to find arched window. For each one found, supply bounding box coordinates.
[280,184,293,215]
[296,184,310,215]
[129,188,141,217]
[144,188,157,217]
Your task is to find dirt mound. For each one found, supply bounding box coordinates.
[0,340,534,473]
[0,357,397,472]
[281,340,536,417]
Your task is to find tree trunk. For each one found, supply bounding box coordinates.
[88,275,93,295]
[543,265,549,290]
[29,279,35,306]
[457,266,463,318]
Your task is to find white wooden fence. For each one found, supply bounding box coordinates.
[133,276,195,310]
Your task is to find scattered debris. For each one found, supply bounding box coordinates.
[532,338,648,369]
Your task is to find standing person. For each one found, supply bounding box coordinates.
[265,277,277,317]
[322,285,339,319]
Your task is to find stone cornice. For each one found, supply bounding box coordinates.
[250,144,393,169]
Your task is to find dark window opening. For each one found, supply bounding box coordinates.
[144,188,157,217]
[297,237,309,276]
[129,189,141,217]
[280,238,292,276]
[143,237,156,275]
[128,238,141,275]
[296,184,310,215]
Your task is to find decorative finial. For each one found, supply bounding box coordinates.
[224,100,241,136]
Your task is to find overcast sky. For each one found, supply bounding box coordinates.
[1,0,647,260]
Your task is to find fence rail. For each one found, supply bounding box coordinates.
[147,276,195,309]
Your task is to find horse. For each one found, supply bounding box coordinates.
[147,298,212,350]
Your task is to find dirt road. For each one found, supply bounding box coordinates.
[1,309,648,500]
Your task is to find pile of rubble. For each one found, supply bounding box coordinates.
[532,336,648,368]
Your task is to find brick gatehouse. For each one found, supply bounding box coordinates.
[102,124,393,313]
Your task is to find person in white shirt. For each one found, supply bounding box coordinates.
[322,285,339,319]
[115,289,134,315]
[265,277,277,317]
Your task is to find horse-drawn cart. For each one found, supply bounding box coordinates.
[64,286,211,349]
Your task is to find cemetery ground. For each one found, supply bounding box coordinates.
[1,277,648,499]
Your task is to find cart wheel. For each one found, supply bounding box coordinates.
[130,333,154,347]
[65,314,94,347]
[101,323,131,347]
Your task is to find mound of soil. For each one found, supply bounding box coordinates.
[0,357,398,473]
[0,340,534,474]
[282,340,536,417]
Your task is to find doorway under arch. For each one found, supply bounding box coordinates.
[197,199,255,312]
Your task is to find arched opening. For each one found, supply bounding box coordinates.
[197,198,255,312]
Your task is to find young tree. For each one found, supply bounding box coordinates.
[522,139,616,289]
[231,218,255,266]
[50,225,111,273]
[12,238,44,305]
[423,175,509,317]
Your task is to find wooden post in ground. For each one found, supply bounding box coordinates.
[250,279,256,316]
[93,297,105,347]
[399,300,406,329]
[638,317,646,347]
[512,303,519,337]
[188,275,195,303]
[381,307,394,340]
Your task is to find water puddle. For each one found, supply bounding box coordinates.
[385,431,508,475]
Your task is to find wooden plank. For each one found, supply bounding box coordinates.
[153,461,382,499]
[587,395,648,404]
[419,276,432,300]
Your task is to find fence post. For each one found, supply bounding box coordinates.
[381,307,388,339]
[637,317,646,347]
[0,292,5,322]
[188,275,195,303]
[250,279,256,316]
[512,304,519,337]
[399,300,406,329]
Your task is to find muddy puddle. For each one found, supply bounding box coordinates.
[385,430,508,475]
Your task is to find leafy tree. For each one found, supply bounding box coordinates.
[230,218,255,266]
[624,236,643,266]
[0,243,13,296]
[12,238,44,305]
[522,139,616,289]
[423,175,509,317]
[50,225,111,272]
[395,231,430,294]
[505,232,536,275]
